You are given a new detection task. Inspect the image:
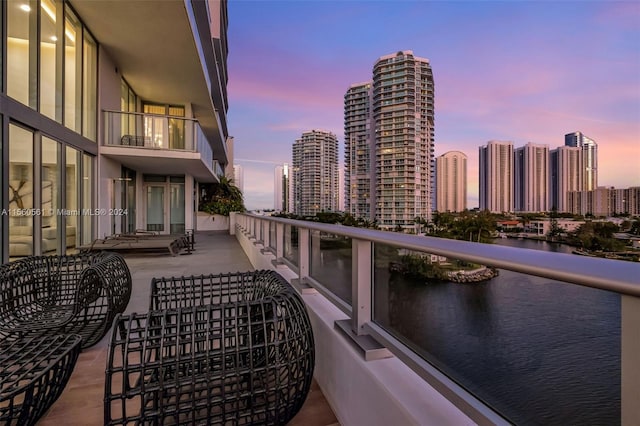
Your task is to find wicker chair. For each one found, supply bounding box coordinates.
[0,252,132,348]
[105,270,315,425]
[0,334,82,426]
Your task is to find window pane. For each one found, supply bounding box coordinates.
[42,137,60,254]
[81,154,93,245]
[82,29,97,140]
[7,0,37,107]
[40,0,62,121]
[8,124,34,258]
[65,146,79,253]
[64,8,82,131]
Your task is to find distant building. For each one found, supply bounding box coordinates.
[568,186,640,217]
[514,143,549,212]
[373,51,435,229]
[233,164,244,194]
[565,131,597,191]
[292,130,339,216]
[344,50,435,230]
[550,146,583,213]
[274,164,290,212]
[436,151,467,212]
[479,141,514,213]
[344,82,375,220]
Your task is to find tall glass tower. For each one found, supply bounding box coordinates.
[565,131,597,191]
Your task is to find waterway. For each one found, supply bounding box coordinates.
[372,238,620,425]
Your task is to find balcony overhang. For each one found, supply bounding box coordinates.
[100,146,218,183]
[69,0,228,165]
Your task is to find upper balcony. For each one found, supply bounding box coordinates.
[102,110,222,182]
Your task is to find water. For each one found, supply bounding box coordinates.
[373,238,621,425]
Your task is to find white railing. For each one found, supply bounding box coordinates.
[235,212,640,425]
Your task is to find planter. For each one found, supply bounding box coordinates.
[196,212,230,231]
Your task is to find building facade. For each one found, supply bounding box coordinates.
[344,82,374,221]
[565,131,597,191]
[568,186,640,217]
[233,164,244,194]
[479,141,514,213]
[514,142,549,212]
[274,163,291,212]
[373,51,435,229]
[292,130,339,216]
[550,145,582,213]
[435,151,467,212]
[1,0,230,261]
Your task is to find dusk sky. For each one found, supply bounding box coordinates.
[226,0,640,211]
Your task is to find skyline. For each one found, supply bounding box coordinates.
[227,1,640,211]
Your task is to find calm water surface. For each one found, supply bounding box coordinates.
[373,238,620,425]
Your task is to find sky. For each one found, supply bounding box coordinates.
[226,0,640,211]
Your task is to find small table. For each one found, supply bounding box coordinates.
[0,334,82,426]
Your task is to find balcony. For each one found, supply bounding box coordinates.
[102,110,221,182]
[37,231,338,425]
[235,213,640,425]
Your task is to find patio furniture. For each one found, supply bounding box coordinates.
[0,334,82,426]
[0,252,132,348]
[81,230,193,256]
[105,270,315,425]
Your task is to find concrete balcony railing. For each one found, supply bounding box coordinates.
[103,110,221,180]
[233,212,640,426]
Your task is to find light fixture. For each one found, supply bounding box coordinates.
[50,36,58,41]
[20,4,31,12]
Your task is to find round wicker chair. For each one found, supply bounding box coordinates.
[0,252,132,348]
[105,270,315,425]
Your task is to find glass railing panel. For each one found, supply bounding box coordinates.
[268,222,276,250]
[283,225,298,266]
[372,242,620,425]
[310,231,352,305]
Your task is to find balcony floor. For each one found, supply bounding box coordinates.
[38,231,339,426]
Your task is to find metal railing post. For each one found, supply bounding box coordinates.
[352,239,373,336]
[622,294,640,426]
[263,220,270,248]
[298,228,310,281]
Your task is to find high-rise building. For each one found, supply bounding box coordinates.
[292,130,339,216]
[436,151,467,212]
[344,82,375,220]
[550,146,583,212]
[479,141,514,213]
[344,51,435,230]
[565,131,597,191]
[374,51,435,229]
[514,143,549,212]
[233,165,244,194]
[274,164,290,212]
[1,0,229,260]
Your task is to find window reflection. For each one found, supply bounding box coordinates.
[8,124,34,258]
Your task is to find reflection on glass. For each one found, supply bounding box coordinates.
[269,222,276,250]
[170,183,185,234]
[372,242,620,424]
[42,137,60,254]
[309,231,352,304]
[147,186,165,232]
[283,225,298,266]
[81,154,93,245]
[40,0,61,120]
[64,8,81,131]
[168,106,185,149]
[65,146,79,253]
[82,29,97,140]
[8,124,34,258]
[7,0,37,107]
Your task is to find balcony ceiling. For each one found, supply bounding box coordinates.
[100,146,218,183]
[69,1,225,162]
